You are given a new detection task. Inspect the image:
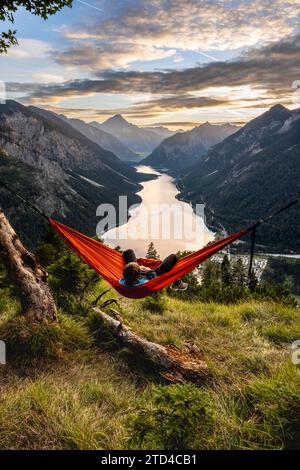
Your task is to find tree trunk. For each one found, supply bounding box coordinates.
[0,210,57,322]
[93,307,208,383]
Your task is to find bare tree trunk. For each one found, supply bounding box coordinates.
[0,210,57,322]
[93,307,208,383]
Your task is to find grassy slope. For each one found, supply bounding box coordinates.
[0,279,300,450]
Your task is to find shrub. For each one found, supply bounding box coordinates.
[198,285,250,304]
[128,384,215,449]
[48,251,99,299]
[239,366,300,449]
[261,324,300,345]
[0,314,92,360]
[142,291,167,314]
[253,282,297,308]
[54,292,90,317]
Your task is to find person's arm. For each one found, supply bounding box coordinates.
[139,265,151,273]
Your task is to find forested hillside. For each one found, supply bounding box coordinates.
[144,122,238,171]
[0,101,153,247]
[180,105,300,251]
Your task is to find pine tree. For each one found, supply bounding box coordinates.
[146,242,160,260]
[248,270,258,292]
[48,250,99,299]
[232,258,246,287]
[201,260,221,289]
[221,254,232,287]
[35,225,65,267]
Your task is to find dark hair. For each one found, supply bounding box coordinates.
[123,262,141,286]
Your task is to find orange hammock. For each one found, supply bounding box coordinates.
[49,218,249,299]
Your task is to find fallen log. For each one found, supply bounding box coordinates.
[0,210,57,322]
[93,307,208,383]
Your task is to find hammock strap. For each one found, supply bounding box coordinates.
[248,193,300,230]
[248,224,257,277]
[0,179,49,222]
[246,193,300,276]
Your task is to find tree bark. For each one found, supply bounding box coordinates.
[93,307,208,383]
[0,210,57,322]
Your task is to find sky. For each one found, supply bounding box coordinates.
[1,0,300,129]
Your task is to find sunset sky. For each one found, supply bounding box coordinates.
[2,0,300,129]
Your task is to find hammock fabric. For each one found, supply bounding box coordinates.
[49,218,249,299]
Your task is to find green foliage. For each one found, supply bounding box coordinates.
[0,261,17,302]
[262,257,300,295]
[129,385,215,449]
[238,367,300,449]
[221,254,232,286]
[202,259,221,289]
[169,255,296,306]
[232,258,246,287]
[48,251,99,302]
[253,282,297,307]
[142,291,167,314]
[248,270,258,291]
[35,227,65,267]
[0,313,92,360]
[0,1,72,53]
[261,324,300,345]
[198,284,250,304]
[0,282,299,449]
[0,379,112,450]
[34,227,99,310]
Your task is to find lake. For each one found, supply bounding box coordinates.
[102,165,214,258]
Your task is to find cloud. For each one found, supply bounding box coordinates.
[52,42,176,70]
[7,31,300,125]
[32,95,227,121]
[55,0,300,70]
[13,33,300,102]
[133,95,228,113]
[6,39,51,59]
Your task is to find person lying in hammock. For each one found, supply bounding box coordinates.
[119,249,188,290]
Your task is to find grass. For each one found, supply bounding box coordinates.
[0,311,92,361]
[293,295,300,305]
[0,353,139,449]
[0,280,300,449]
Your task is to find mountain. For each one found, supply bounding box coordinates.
[94,114,164,154]
[57,116,140,162]
[0,101,147,247]
[142,126,176,139]
[143,122,238,171]
[180,104,300,251]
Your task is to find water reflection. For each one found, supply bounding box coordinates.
[102,165,214,258]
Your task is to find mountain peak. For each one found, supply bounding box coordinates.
[109,114,128,123]
[99,113,164,153]
[199,121,212,128]
[269,103,288,113]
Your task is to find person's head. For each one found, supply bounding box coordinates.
[123,262,141,286]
